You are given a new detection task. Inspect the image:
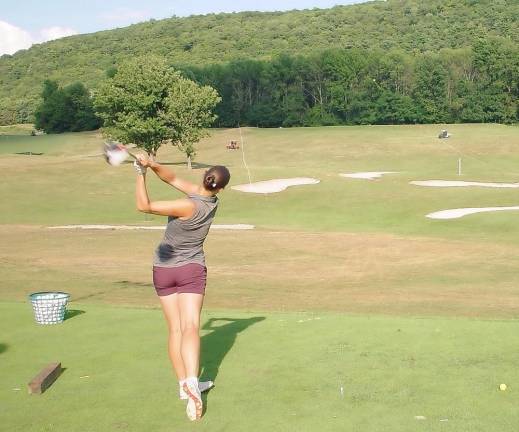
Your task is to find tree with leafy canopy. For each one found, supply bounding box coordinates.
[94,56,221,167]
[34,80,100,133]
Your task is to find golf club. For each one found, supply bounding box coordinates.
[103,141,138,166]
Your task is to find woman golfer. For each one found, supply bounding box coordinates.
[134,156,230,421]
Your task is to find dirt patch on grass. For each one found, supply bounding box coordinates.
[2,225,519,318]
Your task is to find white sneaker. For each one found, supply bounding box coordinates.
[184,378,203,421]
[179,380,214,400]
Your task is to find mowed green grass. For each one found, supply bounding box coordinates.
[0,130,99,154]
[2,124,519,431]
[0,124,34,136]
[2,302,519,432]
[1,124,519,243]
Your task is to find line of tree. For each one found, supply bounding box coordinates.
[29,37,519,136]
[181,38,518,127]
[34,80,100,133]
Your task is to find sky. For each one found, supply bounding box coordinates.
[0,0,367,56]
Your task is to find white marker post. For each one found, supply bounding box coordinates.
[458,158,462,176]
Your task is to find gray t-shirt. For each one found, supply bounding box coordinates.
[153,194,218,268]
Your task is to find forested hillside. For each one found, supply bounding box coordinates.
[0,0,517,125]
[184,39,518,127]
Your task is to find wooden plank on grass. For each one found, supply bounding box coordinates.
[27,362,62,394]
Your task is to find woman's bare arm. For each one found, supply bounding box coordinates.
[143,159,199,196]
[136,172,195,218]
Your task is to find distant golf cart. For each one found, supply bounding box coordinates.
[438,130,451,139]
[227,140,240,150]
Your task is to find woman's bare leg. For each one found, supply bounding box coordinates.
[178,293,204,378]
[179,293,204,420]
[158,293,186,380]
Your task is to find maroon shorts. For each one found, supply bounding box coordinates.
[152,264,207,296]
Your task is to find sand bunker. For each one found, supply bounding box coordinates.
[340,172,397,180]
[231,178,320,194]
[49,224,255,230]
[411,180,519,189]
[427,207,519,220]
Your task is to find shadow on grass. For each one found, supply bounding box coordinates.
[44,367,67,394]
[73,281,153,302]
[73,292,106,302]
[200,316,266,382]
[120,160,213,169]
[0,343,7,354]
[64,310,86,321]
[160,161,213,169]
[116,280,153,288]
[199,317,265,415]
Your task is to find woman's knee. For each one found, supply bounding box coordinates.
[169,324,182,337]
[180,320,200,333]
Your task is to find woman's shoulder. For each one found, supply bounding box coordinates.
[188,193,218,204]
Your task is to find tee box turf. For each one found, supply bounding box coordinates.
[28,362,63,394]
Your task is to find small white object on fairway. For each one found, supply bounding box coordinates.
[411,180,519,188]
[426,206,519,220]
[339,172,398,180]
[500,383,507,391]
[231,178,320,194]
[48,224,255,230]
